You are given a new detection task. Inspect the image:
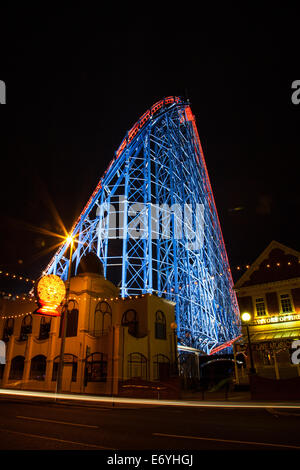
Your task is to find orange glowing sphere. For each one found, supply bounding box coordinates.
[35,274,66,316]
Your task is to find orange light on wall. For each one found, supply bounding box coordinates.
[35,274,66,317]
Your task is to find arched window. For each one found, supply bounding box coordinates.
[19,314,32,341]
[39,317,51,340]
[2,318,14,342]
[9,355,25,380]
[94,301,112,334]
[153,354,170,380]
[122,309,138,337]
[85,353,107,383]
[59,300,79,338]
[155,311,166,339]
[30,355,47,381]
[52,354,78,382]
[127,352,147,380]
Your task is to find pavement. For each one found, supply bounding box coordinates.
[182,389,252,402]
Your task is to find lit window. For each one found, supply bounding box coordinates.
[255,298,266,317]
[280,294,293,313]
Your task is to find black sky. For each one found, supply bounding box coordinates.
[0,4,299,291]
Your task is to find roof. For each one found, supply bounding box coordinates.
[235,240,300,289]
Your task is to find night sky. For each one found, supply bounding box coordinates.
[0,5,299,294]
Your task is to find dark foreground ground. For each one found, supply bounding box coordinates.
[0,395,300,454]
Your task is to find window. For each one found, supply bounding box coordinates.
[9,355,24,380]
[127,353,147,380]
[59,301,79,338]
[94,301,112,334]
[52,354,78,382]
[153,354,170,380]
[39,317,51,340]
[155,311,166,339]
[30,355,47,381]
[255,298,266,317]
[280,294,293,313]
[2,318,14,342]
[19,315,32,341]
[84,353,107,383]
[122,309,138,337]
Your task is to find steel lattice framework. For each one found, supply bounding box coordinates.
[44,96,241,354]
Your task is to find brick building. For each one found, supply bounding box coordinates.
[234,240,300,381]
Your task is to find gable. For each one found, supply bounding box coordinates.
[235,241,300,288]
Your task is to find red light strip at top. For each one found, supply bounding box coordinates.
[209,335,242,355]
[115,96,180,160]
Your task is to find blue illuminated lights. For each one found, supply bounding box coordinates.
[44,97,241,354]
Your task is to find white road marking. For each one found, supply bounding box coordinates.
[16,415,99,428]
[0,428,114,449]
[153,432,300,449]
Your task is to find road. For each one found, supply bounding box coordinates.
[0,397,300,453]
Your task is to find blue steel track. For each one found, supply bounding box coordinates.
[43,97,241,354]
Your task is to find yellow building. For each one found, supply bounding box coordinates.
[234,240,300,382]
[0,261,177,397]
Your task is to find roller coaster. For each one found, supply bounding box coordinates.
[43,96,241,355]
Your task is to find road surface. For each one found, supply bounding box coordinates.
[0,397,300,452]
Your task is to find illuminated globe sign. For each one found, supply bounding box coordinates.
[35,274,66,317]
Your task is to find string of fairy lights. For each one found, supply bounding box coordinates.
[0,270,36,283]
[0,269,160,320]
[1,258,300,320]
[0,294,147,320]
[236,260,300,271]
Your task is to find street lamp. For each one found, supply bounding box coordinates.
[56,234,75,394]
[241,312,256,375]
[170,321,178,375]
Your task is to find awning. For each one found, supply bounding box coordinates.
[244,329,300,343]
